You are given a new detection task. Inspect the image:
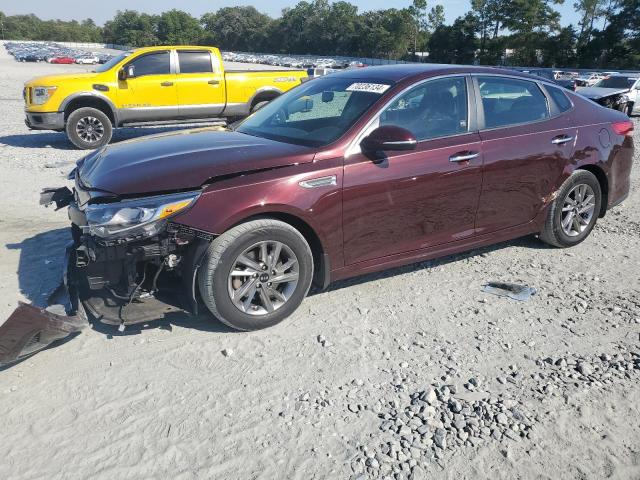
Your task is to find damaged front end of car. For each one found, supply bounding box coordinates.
[60,168,214,328]
[1,173,213,365]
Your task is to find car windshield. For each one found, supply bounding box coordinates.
[94,52,131,73]
[593,76,635,89]
[236,77,390,147]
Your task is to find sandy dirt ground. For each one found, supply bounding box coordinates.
[0,46,639,480]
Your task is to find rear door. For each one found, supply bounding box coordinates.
[342,75,484,265]
[473,75,577,234]
[174,49,226,118]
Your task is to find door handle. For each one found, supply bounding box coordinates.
[449,151,479,163]
[160,81,174,87]
[551,135,573,145]
[207,79,220,85]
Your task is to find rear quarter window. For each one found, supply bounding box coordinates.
[546,85,573,112]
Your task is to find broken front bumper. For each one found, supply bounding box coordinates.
[0,242,88,366]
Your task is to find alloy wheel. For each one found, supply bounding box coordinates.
[227,241,299,316]
[561,183,596,237]
[75,116,105,144]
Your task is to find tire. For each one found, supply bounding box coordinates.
[627,103,635,117]
[65,107,113,150]
[198,219,314,331]
[539,170,602,248]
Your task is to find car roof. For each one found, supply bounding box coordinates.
[326,64,544,84]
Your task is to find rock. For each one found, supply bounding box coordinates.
[577,362,594,376]
[434,428,447,449]
[423,388,437,405]
[497,376,507,385]
[496,413,509,425]
[221,348,233,357]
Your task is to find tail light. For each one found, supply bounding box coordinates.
[612,120,634,136]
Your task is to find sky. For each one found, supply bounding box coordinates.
[0,0,582,27]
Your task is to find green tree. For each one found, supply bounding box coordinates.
[427,5,445,31]
[156,9,202,45]
[103,10,159,47]
[201,7,273,52]
[408,0,428,59]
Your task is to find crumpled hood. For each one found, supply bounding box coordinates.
[78,127,315,196]
[577,86,629,100]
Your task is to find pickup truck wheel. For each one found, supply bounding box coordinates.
[66,107,113,149]
[539,170,601,248]
[198,219,314,331]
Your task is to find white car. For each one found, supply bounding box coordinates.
[75,55,99,65]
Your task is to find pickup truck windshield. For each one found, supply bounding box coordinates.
[237,77,390,147]
[94,52,131,73]
[593,76,635,89]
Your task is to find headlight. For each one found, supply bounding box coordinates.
[31,86,57,105]
[84,191,200,240]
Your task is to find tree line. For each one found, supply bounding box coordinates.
[1,0,638,69]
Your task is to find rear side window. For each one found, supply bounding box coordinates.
[178,51,213,74]
[546,85,573,112]
[477,76,549,128]
[129,52,170,77]
[380,76,468,141]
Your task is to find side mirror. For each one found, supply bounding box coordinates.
[360,125,417,153]
[119,65,134,80]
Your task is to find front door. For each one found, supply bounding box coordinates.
[174,49,226,118]
[342,76,484,265]
[117,50,178,123]
[473,75,576,234]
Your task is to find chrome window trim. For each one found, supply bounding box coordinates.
[472,73,578,132]
[123,50,173,78]
[345,74,472,158]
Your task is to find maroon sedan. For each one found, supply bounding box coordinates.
[42,65,634,331]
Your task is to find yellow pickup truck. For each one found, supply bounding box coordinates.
[24,46,307,149]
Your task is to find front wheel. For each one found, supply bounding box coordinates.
[198,219,314,331]
[65,107,113,149]
[539,170,602,248]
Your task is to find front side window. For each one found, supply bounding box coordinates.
[128,52,171,77]
[379,76,468,141]
[237,77,387,147]
[178,51,213,74]
[478,76,549,128]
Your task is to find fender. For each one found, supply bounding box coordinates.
[58,91,119,125]
[173,161,345,271]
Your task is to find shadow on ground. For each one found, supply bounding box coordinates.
[2,227,548,368]
[0,123,224,150]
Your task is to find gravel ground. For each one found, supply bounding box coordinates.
[0,45,639,480]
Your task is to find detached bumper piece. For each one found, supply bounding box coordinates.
[0,303,87,366]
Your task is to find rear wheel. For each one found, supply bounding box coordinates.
[198,219,314,331]
[66,107,113,150]
[539,170,601,248]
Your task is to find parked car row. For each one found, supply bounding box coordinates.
[222,51,368,70]
[5,41,112,64]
